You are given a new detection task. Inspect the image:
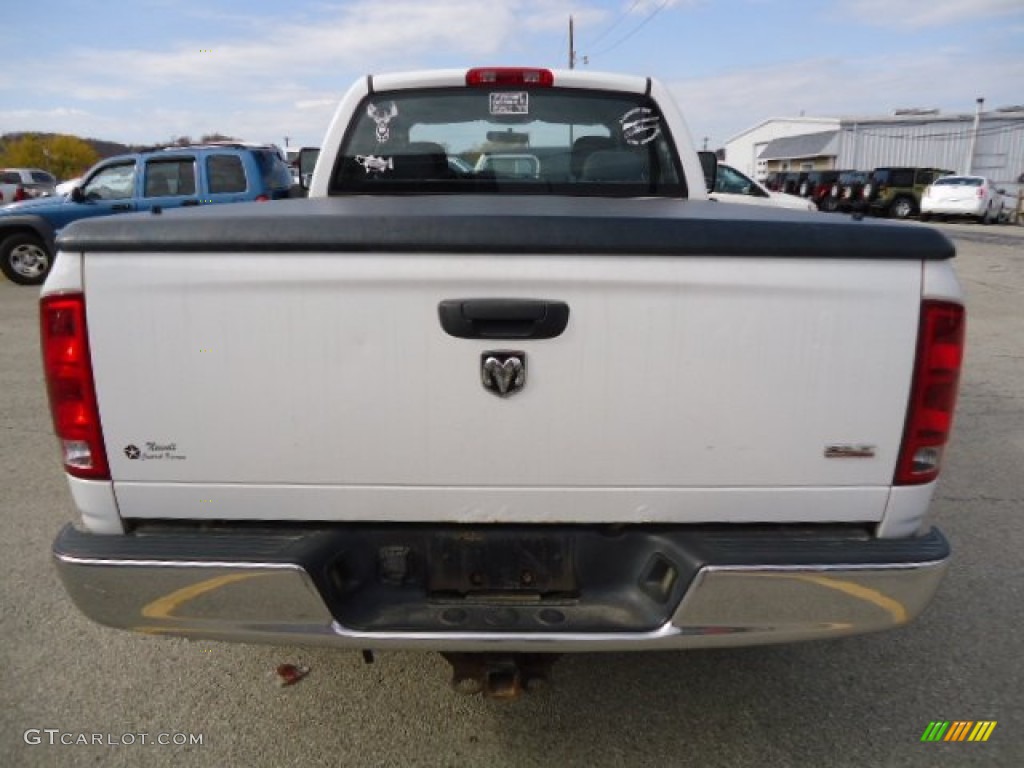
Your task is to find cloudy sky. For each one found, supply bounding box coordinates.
[4,0,1023,150]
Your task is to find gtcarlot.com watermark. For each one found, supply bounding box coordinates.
[24,729,203,747]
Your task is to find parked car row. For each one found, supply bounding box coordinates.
[3,143,1016,286]
[763,166,1016,222]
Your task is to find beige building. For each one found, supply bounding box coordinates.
[758,130,840,173]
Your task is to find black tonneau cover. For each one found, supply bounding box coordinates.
[57,196,954,261]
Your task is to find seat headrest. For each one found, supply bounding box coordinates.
[570,136,616,178]
[580,150,647,182]
[390,141,450,179]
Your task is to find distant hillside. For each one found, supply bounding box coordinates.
[1,132,136,159]
[81,137,136,158]
[1,131,243,159]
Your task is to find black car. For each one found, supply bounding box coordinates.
[798,170,843,211]
[833,171,870,213]
[764,171,804,195]
[762,171,786,192]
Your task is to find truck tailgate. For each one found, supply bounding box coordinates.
[76,209,925,525]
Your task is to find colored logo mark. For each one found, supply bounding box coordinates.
[921,721,997,742]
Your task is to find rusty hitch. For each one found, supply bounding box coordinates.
[441,653,561,699]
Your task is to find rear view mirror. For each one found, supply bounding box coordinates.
[298,147,320,189]
[698,151,718,193]
[486,130,530,144]
[70,186,85,203]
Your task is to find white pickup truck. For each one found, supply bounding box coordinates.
[45,67,965,696]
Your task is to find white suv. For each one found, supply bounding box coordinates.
[0,168,57,204]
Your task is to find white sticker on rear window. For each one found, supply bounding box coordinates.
[490,92,529,115]
[620,107,661,145]
[355,155,394,174]
[367,102,399,143]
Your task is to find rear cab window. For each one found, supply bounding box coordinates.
[330,87,685,197]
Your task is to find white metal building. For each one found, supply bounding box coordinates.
[726,108,1024,193]
[723,118,840,180]
[836,110,1024,192]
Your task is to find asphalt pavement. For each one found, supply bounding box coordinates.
[2,220,1022,767]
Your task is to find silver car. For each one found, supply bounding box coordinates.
[0,168,57,203]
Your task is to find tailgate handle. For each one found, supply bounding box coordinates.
[438,299,570,339]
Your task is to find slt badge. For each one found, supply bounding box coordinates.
[481,351,526,397]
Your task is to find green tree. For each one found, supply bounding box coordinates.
[0,134,99,180]
[0,134,48,168]
[45,135,100,179]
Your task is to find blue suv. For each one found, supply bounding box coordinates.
[0,143,292,284]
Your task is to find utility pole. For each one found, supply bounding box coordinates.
[568,16,576,146]
[964,97,983,175]
[283,136,291,148]
[569,16,575,69]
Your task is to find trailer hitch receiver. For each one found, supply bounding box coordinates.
[441,653,561,699]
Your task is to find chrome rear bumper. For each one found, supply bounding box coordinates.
[53,523,949,652]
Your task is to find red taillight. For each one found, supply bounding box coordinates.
[40,294,109,479]
[14,186,28,201]
[466,67,554,87]
[255,194,270,202]
[895,301,965,485]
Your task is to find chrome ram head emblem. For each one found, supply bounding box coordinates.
[481,352,526,397]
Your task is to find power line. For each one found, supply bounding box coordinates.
[585,0,643,50]
[587,0,670,58]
